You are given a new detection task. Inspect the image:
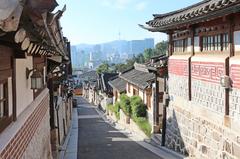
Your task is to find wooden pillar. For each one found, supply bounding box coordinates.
[225,19,234,117]
[189,27,195,101]
[168,32,173,56]
[154,73,159,127]
[48,78,55,129]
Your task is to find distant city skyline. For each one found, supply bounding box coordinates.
[55,0,200,45]
[71,38,155,69]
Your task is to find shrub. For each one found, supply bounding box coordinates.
[107,104,114,112]
[130,96,147,118]
[114,102,120,120]
[120,94,131,116]
[107,103,120,120]
[133,117,152,137]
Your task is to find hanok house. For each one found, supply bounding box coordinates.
[108,76,127,104]
[142,0,240,158]
[97,73,118,110]
[119,63,157,129]
[0,0,71,159]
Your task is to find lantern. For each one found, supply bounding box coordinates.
[26,68,43,90]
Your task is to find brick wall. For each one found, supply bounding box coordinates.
[0,89,51,159]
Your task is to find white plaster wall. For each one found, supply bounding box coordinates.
[8,77,13,116]
[139,90,144,101]
[127,83,134,97]
[234,31,240,51]
[194,36,200,52]
[187,37,192,52]
[16,56,33,117]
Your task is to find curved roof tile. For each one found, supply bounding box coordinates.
[144,0,240,31]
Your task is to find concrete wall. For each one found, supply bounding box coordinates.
[0,89,52,159]
[15,56,34,117]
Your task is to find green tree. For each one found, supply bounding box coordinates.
[96,62,110,74]
[143,48,154,61]
[155,41,168,56]
[136,54,145,64]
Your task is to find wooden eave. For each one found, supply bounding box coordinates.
[0,0,23,32]
[143,0,240,33]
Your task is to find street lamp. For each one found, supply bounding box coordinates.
[26,68,43,90]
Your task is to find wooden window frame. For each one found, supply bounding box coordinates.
[133,88,139,96]
[146,89,152,108]
[198,27,230,54]
[173,38,188,54]
[0,80,12,133]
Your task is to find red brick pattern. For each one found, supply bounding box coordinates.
[192,61,225,84]
[168,59,188,76]
[0,94,49,159]
[231,64,240,89]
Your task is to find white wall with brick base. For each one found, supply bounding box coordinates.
[0,89,52,159]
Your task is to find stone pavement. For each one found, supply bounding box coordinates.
[60,97,182,159]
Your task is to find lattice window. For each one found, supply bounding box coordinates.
[202,33,229,52]
[173,38,188,53]
[0,81,8,119]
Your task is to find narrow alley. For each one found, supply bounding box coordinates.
[63,97,162,159]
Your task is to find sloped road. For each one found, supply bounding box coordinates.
[77,97,161,159]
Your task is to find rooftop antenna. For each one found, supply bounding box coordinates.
[118,30,121,41]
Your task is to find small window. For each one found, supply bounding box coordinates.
[159,92,164,103]
[222,33,229,50]
[0,81,8,119]
[133,88,138,96]
[201,33,229,52]
[173,38,188,53]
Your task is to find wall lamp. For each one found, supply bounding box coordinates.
[26,68,43,90]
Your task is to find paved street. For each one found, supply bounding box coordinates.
[75,97,161,159]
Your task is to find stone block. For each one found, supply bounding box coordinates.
[237,136,240,144]
[199,145,208,154]
[212,131,222,142]
[223,140,232,154]
[232,142,240,158]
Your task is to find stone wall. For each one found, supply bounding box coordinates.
[168,73,189,100]
[192,79,225,114]
[52,96,72,154]
[165,100,240,159]
[229,88,240,119]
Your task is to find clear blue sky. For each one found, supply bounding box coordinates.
[55,0,200,45]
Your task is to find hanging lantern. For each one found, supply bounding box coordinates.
[26,68,43,90]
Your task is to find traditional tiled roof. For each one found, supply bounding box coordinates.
[108,77,127,93]
[79,71,98,81]
[119,69,155,90]
[100,73,118,94]
[141,0,240,32]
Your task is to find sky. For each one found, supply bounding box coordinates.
[55,0,200,45]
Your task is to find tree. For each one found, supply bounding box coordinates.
[96,62,110,74]
[143,48,154,61]
[136,54,145,64]
[155,41,168,56]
